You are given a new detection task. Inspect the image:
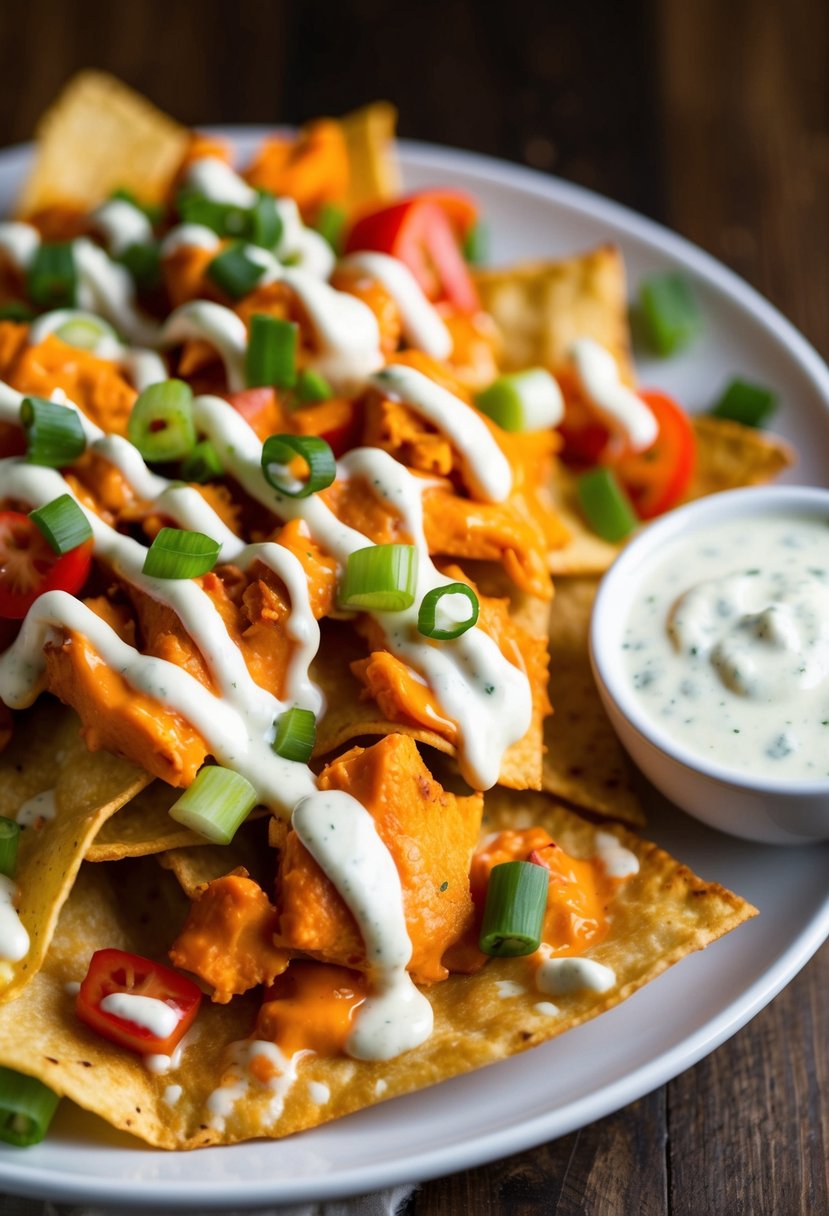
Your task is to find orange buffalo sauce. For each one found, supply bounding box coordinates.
[255,962,367,1059]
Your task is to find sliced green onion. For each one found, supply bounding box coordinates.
[181,439,223,484]
[479,860,549,957]
[711,378,777,429]
[261,433,336,498]
[463,220,488,265]
[0,301,34,322]
[313,203,346,254]
[54,312,118,351]
[639,272,701,356]
[273,707,317,763]
[340,544,419,613]
[295,368,333,404]
[177,190,249,237]
[30,495,93,555]
[21,396,86,467]
[475,369,562,432]
[143,528,221,580]
[109,187,163,226]
[418,583,479,640]
[245,314,298,389]
[119,241,162,291]
[169,765,258,845]
[207,243,265,300]
[0,1067,60,1147]
[250,193,283,251]
[577,467,638,543]
[26,242,77,311]
[127,379,196,462]
[0,819,20,878]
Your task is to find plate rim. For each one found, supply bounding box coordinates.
[0,130,828,1208]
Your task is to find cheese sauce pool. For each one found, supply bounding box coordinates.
[622,513,829,781]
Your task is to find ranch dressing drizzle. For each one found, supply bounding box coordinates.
[160,301,248,391]
[99,992,179,1038]
[0,876,29,963]
[185,157,258,208]
[372,364,512,503]
[292,790,434,1059]
[27,310,168,392]
[338,252,453,359]
[92,199,154,256]
[536,956,616,996]
[161,224,222,257]
[569,337,658,451]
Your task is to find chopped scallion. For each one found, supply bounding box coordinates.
[475,369,563,432]
[142,527,221,580]
[463,220,488,265]
[417,582,479,640]
[0,302,34,322]
[54,312,117,352]
[250,193,283,251]
[577,467,638,542]
[26,242,77,311]
[273,707,317,763]
[177,190,248,238]
[639,272,701,356]
[295,368,333,404]
[0,819,20,878]
[339,544,419,613]
[711,378,777,429]
[0,1067,60,1147]
[479,860,548,957]
[313,203,346,254]
[169,765,258,845]
[245,314,298,388]
[127,379,196,462]
[181,439,223,484]
[118,241,162,291]
[20,396,86,467]
[30,495,93,555]
[109,187,163,226]
[207,243,265,300]
[261,433,336,498]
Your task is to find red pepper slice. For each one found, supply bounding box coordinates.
[344,198,479,313]
[0,511,93,620]
[76,948,202,1057]
[612,390,696,519]
[404,189,479,239]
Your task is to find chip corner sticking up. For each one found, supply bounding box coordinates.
[338,100,401,213]
[16,70,189,217]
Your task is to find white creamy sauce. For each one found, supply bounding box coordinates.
[282,268,383,393]
[274,198,335,278]
[0,876,29,964]
[161,224,222,257]
[0,223,40,270]
[292,790,434,1061]
[99,992,180,1038]
[16,787,58,827]
[534,1001,560,1017]
[29,309,122,360]
[206,1040,302,1132]
[623,514,829,780]
[163,1084,183,1107]
[185,157,258,209]
[593,830,639,880]
[569,337,657,451]
[92,200,153,256]
[144,1026,195,1075]
[64,980,81,996]
[495,980,526,998]
[161,301,248,391]
[373,364,512,503]
[72,238,159,347]
[338,252,453,359]
[374,1078,388,1096]
[307,1080,330,1105]
[536,957,616,997]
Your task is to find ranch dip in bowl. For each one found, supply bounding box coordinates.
[590,485,829,844]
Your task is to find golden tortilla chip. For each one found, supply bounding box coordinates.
[474,245,635,382]
[339,102,401,213]
[85,781,200,862]
[544,578,645,826]
[686,415,795,500]
[17,71,188,215]
[0,702,149,1003]
[0,794,752,1147]
[158,819,273,898]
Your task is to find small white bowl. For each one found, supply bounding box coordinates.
[590,484,829,844]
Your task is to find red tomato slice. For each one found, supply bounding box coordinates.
[344,198,479,313]
[401,189,478,238]
[76,948,202,1057]
[0,512,94,620]
[612,390,696,519]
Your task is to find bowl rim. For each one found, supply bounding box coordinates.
[589,482,829,796]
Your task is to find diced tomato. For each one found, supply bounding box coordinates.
[225,387,280,436]
[76,948,202,1057]
[0,512,94,620]
[344,198,479,313]
[402,190,479,239]
[612,390,696,519]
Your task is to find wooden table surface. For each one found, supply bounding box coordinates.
[1,1,827,1212]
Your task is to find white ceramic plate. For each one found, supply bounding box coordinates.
[0,131,828,1210]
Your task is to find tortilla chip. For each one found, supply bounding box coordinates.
[17,71,188,215]
[544,578,645,826]
[686,415,795,500]
[339,102,401,213]
[85,781,200,862]
[159,819,274,898]
[474,246,635,383]
[0,795,752,1147]
[548,462,624,575]
[0,702,149,1003]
